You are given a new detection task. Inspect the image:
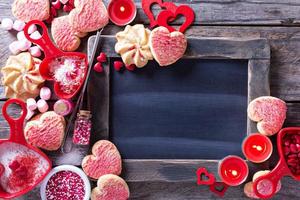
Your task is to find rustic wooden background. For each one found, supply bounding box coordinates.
[1,0,300,199]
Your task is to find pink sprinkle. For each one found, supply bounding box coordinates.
[45,171,85,200]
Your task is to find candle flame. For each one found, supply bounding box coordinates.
[120,6,125,12]
[252,145,263,151]
[231,170,238,176]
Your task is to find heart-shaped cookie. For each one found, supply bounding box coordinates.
[51,16,83,52]
[82,140,122,179]
[69,0,109,33]
[24,111,66,151]
[91,174,130,200]
[157,5,195,33]
[141,0,177,28]
[209,182,229,197]
[150,26,187,66]
[196,167,215,185]
[12,0,50,22]
[248,96,287,136]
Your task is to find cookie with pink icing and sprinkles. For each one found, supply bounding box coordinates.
[248,96,287,136]
[91,174,130,200]
[82,140,122,179]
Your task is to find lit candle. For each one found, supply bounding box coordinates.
[108,0,137,26]
[218,155,249,186]
[242,133,273,163]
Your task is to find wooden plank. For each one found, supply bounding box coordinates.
[1,0,300,25]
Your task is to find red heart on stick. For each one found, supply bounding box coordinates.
[156,5,195,33]
[196,167,215,185]
[209,182,229,197]
[141,0,177,28]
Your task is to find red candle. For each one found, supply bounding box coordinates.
[242,133,273,163]
[218,156,249,186]
[108,0,137,26]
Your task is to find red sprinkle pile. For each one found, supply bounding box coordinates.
[45,170,85,200]
[283,133,300,175]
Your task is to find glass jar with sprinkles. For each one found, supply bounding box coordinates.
[73,110,92,145]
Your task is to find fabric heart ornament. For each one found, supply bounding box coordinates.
[141,0,177,28]
[248,96,287,136]
[82,140,122,179]
[69,0,109,33]
[196,167,215,185]
[157,5,195,33]
[12,0,50,22]
[24,111,66,151]
[209,182,229,197]
[150,26,187,66]
[91,174,130,200]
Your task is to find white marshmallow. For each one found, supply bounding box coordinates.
[13,20,26,31]
[9,41,21,55]
[1,18,14,30]
[29,46,42,57]
[30,31,42,40]
[25,109,35,121]
[40,87,51,100]
[17,31,26,41]
[18,40,32,51]
[27,24,37,34]
[26,98,37,111]
[37,99,49,113]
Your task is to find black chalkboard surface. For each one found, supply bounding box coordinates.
[109,59,248,159]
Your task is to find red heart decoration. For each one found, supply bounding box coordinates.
[141,0,177,28]
[209,182,229,197]
[156,5,195,33]
[196,167,215,185]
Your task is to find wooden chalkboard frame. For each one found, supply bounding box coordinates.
[87,36,270,183]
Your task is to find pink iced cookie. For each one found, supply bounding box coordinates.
[248,96,287,136]
[24,111,65,151]
[12,0,50,22]
[51,16,82,51]
[91,174,130,200]
[69,0,109,33]
[82,140,122,179]
[150,26,187,66]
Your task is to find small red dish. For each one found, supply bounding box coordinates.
[23,20,88,99]
[0,99,52,199]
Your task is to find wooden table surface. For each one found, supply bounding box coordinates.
[1,0,300,199]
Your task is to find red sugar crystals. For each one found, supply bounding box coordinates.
[45,170,85,200]
[283,133,300,175]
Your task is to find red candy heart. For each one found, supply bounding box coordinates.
[52,0,61,10]
[114,61,124,71]
[94,62,104,73]
[157,5,195,33]
[209,182,229,197]
[125,64,135,71]
[196,167,215,185]
[97,52,107,63]
[141,0,177,28]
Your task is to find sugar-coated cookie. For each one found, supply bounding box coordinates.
[91,174,130,200]
[248,96,287,136]
[82,140,122,179]
[150,26,187,66]
[12,0,50,22]
[24,111,65,151]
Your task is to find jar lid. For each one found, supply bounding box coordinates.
[78,110,92,118]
